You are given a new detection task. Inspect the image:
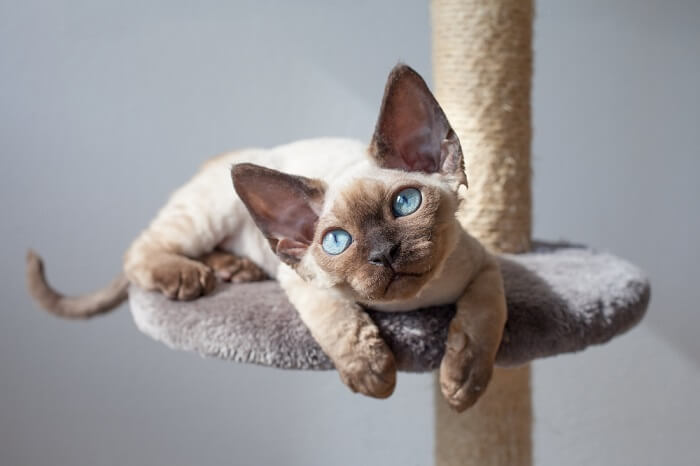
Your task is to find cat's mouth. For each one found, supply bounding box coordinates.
[382,271,426,296]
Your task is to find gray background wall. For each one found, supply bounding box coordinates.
[1,1,698,465]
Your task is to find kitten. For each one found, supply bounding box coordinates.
[27,64,507,411]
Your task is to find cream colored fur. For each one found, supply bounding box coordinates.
[124,138,365,287]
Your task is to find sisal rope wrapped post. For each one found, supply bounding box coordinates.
[431,0,534,465]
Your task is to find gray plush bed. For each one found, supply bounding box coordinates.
[129,242,650,371]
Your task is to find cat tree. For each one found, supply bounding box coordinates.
[128,1,648,464]
[34,0,651,464]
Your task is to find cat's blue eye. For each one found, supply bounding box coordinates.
[322,229,352,255]
[392,188,422,217]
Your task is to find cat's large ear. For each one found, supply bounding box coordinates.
[370,64,467,188]
[232,163,326,266]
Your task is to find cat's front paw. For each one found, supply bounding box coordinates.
[439,331,494,412]
[336,338,397,399]
[142,255,217,300]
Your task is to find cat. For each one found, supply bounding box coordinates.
[27,64,507,412]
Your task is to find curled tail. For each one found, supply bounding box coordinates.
[26,250,129,319]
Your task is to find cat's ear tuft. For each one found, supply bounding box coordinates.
[231,163,326,266]
[370,64,467,188]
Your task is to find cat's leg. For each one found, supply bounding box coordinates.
[124,157,242,300]
[199,249,268,283]
[439,258,507,412]
[279,267,396,398]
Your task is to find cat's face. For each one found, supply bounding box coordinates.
[307,171,460,301]
[233,64,467,303]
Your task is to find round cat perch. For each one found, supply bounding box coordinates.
[128,0,650,465]
[129,246,648,464]
[130,243,648,371]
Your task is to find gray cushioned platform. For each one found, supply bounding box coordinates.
[129,242,650,371]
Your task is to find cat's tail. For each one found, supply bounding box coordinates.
[25,250,129,319]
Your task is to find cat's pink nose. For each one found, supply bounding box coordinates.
[368,241,400,268]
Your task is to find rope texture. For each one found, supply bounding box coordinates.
[431,1,534,465]
[433,0,533,253]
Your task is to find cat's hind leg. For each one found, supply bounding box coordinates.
[199,249,268,283]
[124,151,247,300]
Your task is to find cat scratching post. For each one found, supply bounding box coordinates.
[432,0,534,465]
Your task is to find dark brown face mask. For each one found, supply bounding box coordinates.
[309,174,455,301]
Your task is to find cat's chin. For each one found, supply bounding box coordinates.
[383,272,428,298]
[355,271,430,303]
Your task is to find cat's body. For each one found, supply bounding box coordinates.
[27,65,507,411]
[138,138,377,282]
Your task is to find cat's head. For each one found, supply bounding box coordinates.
[232,64,467,302]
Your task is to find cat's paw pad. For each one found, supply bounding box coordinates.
[200,251,268,283]
[439,338,494,412]
[149,257,216,300]
[337,339,397,399]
